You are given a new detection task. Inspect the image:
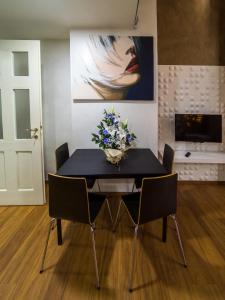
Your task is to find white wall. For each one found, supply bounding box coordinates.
[41,0,158,190]
[41,41,72,176]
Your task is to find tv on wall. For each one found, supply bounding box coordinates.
[175,114,222,143]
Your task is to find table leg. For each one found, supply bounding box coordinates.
[162,216,167,242]
[57,219,63,245]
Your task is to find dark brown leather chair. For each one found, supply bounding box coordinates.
[132,144,175,243]
[133,144,175,190]
[55,143,99,245]
[113,173,187,292]
[40,174,113,289]
[55,142,96,190]
[162,143,175,174]
[55,142,69,170]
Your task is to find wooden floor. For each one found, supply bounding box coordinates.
[0,182,225,300]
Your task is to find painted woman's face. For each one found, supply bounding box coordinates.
[93,36,140,88]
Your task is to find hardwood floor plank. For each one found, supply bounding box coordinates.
[0,182,224,299]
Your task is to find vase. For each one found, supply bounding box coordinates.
[104,149,124,165]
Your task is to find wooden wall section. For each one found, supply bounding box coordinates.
[157,0,225,65]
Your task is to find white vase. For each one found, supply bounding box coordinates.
[104,148,124,165]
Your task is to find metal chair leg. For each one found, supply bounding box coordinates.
[112,199,122,232]
[51,221,56,230]
[129,225,139,292]
[106,198,113,226]
[97,180,101,192]
[90,226,100,289]
[171,215,187,267]
[40,218,55,273]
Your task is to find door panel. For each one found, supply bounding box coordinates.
[13,51,29,76]
[14,89,31,139]
[17,151,33,190]
[0,91,3,139]
[0,151,6,189]
[0,40,44,205]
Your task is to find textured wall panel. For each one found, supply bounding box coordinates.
[158,65,225,181]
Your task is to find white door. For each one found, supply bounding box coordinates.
[0,40,44,205]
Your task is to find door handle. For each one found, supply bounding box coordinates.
[26,128,39,139]
[26,128,39,133]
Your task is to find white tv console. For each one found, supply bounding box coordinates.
[174,151,225,164]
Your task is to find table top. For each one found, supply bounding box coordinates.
[57,148,167,179]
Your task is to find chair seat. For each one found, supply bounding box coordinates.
[89,193,106,223]
[86,178,96,189]
[122,192,140,224]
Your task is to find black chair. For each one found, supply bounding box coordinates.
[55,142,69,170]
[162,143,175,174]
[55,142,98,191]
[132,144,175,191]
[40,174,113,289]
[113,173,187,292]
[55,143,101,244]
[132,144,174,243]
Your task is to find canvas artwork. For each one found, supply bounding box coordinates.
[70,34,154,101]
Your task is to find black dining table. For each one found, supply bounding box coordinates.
[57,148,167,179]
[56,148,167,245]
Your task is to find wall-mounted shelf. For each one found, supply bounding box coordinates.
[174,151,225,164]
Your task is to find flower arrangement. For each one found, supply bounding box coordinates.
[91,108,136,164]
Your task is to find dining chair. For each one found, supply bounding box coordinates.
[132,144,175,191]
[40,174,113,289]
[55,142,100,191]
[132,144,175,243]
[55,143,101,244]
[113,173,187,292]
[55,142,69,170]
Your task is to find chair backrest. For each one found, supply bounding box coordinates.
[163,144,174,174]
[48,173,91,224]
[55,143,69,170]
[138,173,178,225]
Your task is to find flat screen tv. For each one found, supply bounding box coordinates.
[175,114,222,143]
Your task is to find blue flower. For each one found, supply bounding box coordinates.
[106,113,113,119]
[103,138,109,144]
[103,129,109,135]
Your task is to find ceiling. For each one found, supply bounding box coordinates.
[0,0,138,39]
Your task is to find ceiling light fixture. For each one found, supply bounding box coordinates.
[133,0,140,29]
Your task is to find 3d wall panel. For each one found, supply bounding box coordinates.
[158,65,225,181]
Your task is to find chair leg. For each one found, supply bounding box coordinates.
[129,225,139,292]
[132,182,135,192]
[97,180,101,192]
[112,199,122,232]
[51,221,56,230]
[171,215,187,267]
[106,198,113,226]
[162,216,167,242]
[57,219,63,245]
[90,225,100,289]
[40,218,55,273]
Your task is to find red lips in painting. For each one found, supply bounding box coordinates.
[125,56,139,73]
[125,46,139,73]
